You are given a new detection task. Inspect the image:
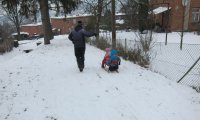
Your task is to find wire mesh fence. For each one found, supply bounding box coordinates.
[98,31,200,88]
[150,42,200,87]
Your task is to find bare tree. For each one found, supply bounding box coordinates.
[83,0,109,38]
[29,0,38,23]
[1,0,25,41]
[38,0,53,44]
[118,0,139,29]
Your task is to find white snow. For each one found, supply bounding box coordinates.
[152,7,171,15]
[101,31,200,44]
[12,32,29,36]
[0,35,200,120]
[21,22,42,27]
[50,14,93,19]
[116,19,124,24]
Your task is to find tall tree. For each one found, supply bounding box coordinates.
[82,0,108,38]
[38,0,53,44]
[103,9,112,31]
[20,0,79,45]
[30,0,38,23]
[119,0,138,29]
[40,0,79,44]
[138,0,149,34]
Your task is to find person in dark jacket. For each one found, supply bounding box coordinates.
[68,21,97,72]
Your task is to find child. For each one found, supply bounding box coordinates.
[106,49,121,72]
[101,48,111,68]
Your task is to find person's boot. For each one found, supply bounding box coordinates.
[79,68,83,72]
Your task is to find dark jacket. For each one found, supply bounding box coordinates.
[68,25,95,48]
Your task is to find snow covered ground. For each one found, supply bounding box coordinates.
[103,31,200,44]
[100,31,200,87]
[0,35,200,120]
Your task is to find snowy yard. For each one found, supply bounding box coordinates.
[0,35,200,120]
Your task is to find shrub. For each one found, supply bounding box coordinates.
[0,38,14,53]
[117,33,152,68]
[86,36,111,50]
[0,24,14,53]
[88,32,153,68]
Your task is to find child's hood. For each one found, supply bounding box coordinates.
[110,49,118,56]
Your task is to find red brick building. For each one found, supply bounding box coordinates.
[150,0,200,31]
[21,23,43,36]
[20,15,92,37]
[51,15,92,34]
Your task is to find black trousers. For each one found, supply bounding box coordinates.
[109,65,118,71]
[74,47,85,69]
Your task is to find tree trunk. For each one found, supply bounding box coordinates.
[111,0,116,49]
[95,0,103,43]
[15,16,21,41]
[39,0,53,45]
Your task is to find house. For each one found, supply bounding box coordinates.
[150,0,200,31]
[20,14,92,36]
[51,14,92,34]
[21,23,43,37]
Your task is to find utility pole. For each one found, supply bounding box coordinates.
[180,6,185,50]
[180,0,189,50]
[111,0,116,49]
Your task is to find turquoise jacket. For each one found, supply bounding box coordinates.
[107,49,121,66]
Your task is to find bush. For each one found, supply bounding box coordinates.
[88,32,153,68]
[0,38,14,53]
[86,36,111,50]
[0,24,14,53]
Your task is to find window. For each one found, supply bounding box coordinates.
[192,8,200,23]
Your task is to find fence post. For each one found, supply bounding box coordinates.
[177,56,200,83]
[125,38,127,52]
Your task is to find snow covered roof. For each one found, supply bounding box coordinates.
[51,13,125,19]
[116,19,124,24]
[153,7,171,15]
[116,13,125,16]
[21,22,42,27]
[51,14,93,19]
[12,32,29,36]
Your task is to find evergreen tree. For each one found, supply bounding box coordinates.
[37,0,79,44]
[1,0,79,44]
[138,0,149,34]
[120,0,138,30]
[103,9,112,31]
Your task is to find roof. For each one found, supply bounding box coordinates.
[12,32,29,36]
[51,14,93,19]
[153,6,171,15]
[116,13,125,16]
[21,22,42,27]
